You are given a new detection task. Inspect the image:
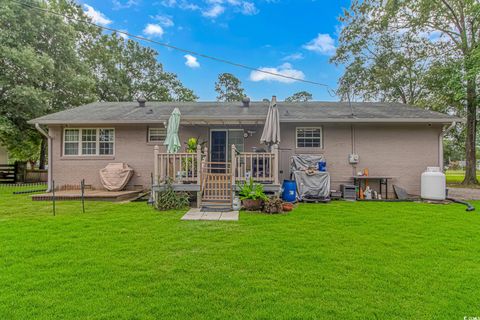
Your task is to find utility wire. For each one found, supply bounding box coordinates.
[13,0,331,88]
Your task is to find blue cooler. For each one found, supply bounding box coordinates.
[282,180,296,202]
[318,160,327,172]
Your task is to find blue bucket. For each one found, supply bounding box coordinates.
[282,180,296,202]
[318,160,327,172]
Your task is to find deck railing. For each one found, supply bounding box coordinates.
[231,144,279,185]
[153,144,279,187]
[153,144,203,185]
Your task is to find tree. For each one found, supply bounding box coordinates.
[87,33,197,102]
[214,73,246,102]
[285,91,313,102]
[0,0,198,165]
[333,0,480,184]
[0,0,97,166]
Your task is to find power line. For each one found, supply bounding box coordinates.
[13,0,331,88]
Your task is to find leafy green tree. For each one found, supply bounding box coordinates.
[0,0,97,166]
[215,73,246,102]
[0,0,197,166]
[333,0,480,184]
[87,33,197,102]
[285,91,313,102]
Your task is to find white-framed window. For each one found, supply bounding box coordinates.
[296,127,323,148]
[63,128,115,156]
[148,127,167,143]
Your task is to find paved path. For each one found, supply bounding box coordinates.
[181,208,239,221]
[448,187,480,200]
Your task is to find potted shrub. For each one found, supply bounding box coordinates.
[282,202,294,212]
[238,178,268,211]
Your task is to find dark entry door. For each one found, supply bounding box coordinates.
[211,130,227,163]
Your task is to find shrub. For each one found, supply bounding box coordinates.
[155,181,190,211]
[262,197,284,214]
[237,178,268,201]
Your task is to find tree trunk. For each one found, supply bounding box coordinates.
[39,137,47,170]
[462,76,477,184]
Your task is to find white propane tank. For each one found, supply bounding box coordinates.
[421,167,446,200]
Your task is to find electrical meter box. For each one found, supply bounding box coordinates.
[348,154,359,164]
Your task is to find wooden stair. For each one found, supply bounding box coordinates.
[200,162,232,210]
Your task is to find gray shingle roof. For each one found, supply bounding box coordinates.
[29,101,460,125]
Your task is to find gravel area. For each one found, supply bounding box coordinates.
[447,187,480,200]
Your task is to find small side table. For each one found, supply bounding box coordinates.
[352,176,394,200]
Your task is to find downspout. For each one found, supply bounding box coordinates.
[351,124,356,176]
[35,123,53,192]
[439,121,456,171]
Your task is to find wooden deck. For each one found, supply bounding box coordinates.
[32,189,142,202]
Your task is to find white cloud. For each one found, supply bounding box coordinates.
[303,33,336,55]
[143,23,165,37]
[240,2,258,15]
[83,4,112,26]
[117,30,129,40]
[161,0,199,10]
[283,53,304,61]
[161,0,177,7]
[112,0,139,10]
[164,0,257,18]
[184,54,200,68]
[202,4,225,18]
[249,63,305,83]
[154,15,174,27]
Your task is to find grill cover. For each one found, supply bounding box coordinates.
[99,163,134,191]
[291,154,325,171]
[293,171,330,200]
[291,154,330,200]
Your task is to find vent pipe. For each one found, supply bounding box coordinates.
[242,96,251,107]
[137,93,146,107]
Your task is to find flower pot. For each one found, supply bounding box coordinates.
[242,199,263,211]
[282,202,294,212]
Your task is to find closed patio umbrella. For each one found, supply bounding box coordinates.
[164,107,181,153]
[260,97,281,147]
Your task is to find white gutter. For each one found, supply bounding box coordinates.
[439,121,456,171]
[35,124,53,192]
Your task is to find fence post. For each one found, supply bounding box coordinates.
[196,144,202,184]
[81,179,85,213]
[196,144,202,208]
[272,144,279,185]
[153,145,159,186]
[52,180,56,216]
[231,144,236,185]
[203,146,209,162]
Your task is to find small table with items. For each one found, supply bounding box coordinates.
[352,176,394,200]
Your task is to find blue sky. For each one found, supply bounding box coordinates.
[80,0,350,101]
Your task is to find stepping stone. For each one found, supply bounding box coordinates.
[202,212,222,221]
[219,211,239,221]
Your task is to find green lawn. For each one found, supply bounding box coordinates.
[446,170,480,185]
[1,187,480,319]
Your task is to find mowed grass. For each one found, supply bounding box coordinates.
[446,170,480,185]
[1,187,480,319]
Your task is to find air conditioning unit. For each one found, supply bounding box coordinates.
[340,184,356,201]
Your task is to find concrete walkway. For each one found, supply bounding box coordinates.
[181,208,239,221]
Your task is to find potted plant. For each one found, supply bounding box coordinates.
[238,178,268,211]
[282,202,294,212]
[183,137,206,180]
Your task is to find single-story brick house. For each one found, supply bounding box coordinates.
[29,97,459,200]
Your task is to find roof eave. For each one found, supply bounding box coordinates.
[29,117,463,125]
